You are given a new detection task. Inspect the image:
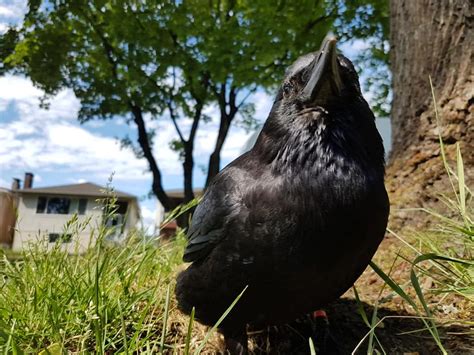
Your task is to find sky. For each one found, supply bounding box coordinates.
[0,0,391,232]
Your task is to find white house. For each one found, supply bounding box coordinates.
[6,174,140,254]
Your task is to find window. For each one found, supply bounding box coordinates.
[116,201,128,215]
[78,198,87,215]
[46,198,70,214]
[36,196,47,213]
[48,233,72,243]
[36,197,71,214]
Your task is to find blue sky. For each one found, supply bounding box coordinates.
[0,1,391,231]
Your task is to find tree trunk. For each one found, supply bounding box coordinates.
[183,143,195,204]
[179,99,204,228]
[206,115,231,188]
[387,0,473,230]
[178,143,194,228]
[131,105,174,211]
[205,84,238,188]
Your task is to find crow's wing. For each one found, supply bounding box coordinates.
[183,178,241,263]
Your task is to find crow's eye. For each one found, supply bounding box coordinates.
[283,83,293,96]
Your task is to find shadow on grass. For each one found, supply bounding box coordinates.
[246,298,473,354]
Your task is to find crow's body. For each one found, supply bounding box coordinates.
[176,37,389,353]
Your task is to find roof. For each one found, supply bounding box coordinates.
[16,182,136,199]
[0,188,12,194]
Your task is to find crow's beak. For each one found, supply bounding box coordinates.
[300,35,342,103]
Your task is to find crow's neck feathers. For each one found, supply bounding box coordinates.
[251,98,385,183]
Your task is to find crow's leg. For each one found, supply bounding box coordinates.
[222,326,248,355]
[310,310,340,355]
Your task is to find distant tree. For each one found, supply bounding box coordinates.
[387,0,473,229]
[1,0,388,216]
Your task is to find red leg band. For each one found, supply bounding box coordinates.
[312,310,327,319]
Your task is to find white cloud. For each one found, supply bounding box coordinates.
[0,75,80,121]
[0,1,27,19]
[0,1,27,34]
[0,5,16,17]
[0,75,185,191]
[0,76,149,181]
[69,178,87,184]
[0,75,43,103]
[0,124,153,182]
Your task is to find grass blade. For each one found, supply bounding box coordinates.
[456,143,467,222]
[194,286,248,355]
[370,261,448,354]
[309,337,316,355]
[160,284,172,353]
[184,307,195,355]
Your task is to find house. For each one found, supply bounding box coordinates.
[1,173,140,254]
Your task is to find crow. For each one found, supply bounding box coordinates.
[176,36,389,354]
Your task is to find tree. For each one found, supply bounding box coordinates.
[1,0,389,217]
[387,0,473,229]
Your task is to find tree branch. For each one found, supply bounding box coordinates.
[167,100,186,144]
[236,87,256,110]
[130,104,173,210]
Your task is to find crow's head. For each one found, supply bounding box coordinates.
[256,35,385,172]
[278,35,361,111]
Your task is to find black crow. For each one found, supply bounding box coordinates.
[176,36,389,354]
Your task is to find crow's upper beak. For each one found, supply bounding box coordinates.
[300,36,342,103]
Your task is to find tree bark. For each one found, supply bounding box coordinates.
[387,0,473,230]
[131,105,174,211]
[206,117,231,187]
[179,102,203,228]
[205,84,238,187]
[182,101,204,204]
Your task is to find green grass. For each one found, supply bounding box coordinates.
[0,228,187,354]
[0,192,237,354]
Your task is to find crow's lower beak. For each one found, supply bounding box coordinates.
[300,36,342,104]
